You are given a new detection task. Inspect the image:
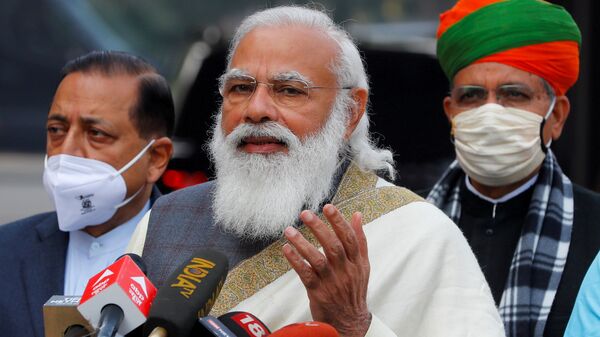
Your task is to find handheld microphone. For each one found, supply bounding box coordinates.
[217,311,271,337]
[43,295,94,337]
[143,249,229,337]
[77,254,157,337]
[269,322,339,337]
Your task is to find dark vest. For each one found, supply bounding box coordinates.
[142,181,275,287]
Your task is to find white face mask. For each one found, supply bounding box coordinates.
[452,99,555,187]
[43,140,155,232]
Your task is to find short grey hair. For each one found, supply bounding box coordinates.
[225,5,396,179]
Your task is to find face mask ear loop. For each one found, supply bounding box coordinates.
[539,95,556,154]
[113,184,145,209]
[44,154,49,168]
[112,139,156,178]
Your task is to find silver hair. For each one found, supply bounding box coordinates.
[225,5,396,179]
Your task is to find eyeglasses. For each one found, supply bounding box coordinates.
[219,74,353,108]
[450,84,551,109]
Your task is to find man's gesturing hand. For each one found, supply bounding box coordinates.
[282,204,372,337]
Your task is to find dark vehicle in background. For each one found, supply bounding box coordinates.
[159,22,454,193]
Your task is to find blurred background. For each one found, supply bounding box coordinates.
[0,0,597,224]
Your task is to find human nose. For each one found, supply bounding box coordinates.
[243,82,279,124]
[485,89,501,105]
[57,131,85,157]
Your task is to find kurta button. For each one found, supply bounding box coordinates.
[485,228,494,236]
[91,242,101,251]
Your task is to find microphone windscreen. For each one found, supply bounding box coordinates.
[270,321,339,337]
[43,295,94,337]
[143,249,229,337]
[63,325,90,337]
[118,253,147,275]
[78,255,157,336]
[196,315,237,337]
[218,311,271,337]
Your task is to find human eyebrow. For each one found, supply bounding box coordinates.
[497,83,536,95]
[47,114,68,123]
[80,116,111,128]
[219,69,252,87]
[272,71,313,85]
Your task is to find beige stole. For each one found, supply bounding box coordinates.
[210,163,422,316]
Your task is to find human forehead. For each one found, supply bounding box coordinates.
[228,25,339,83]
[50,72,139,122]
[452,62,546,91]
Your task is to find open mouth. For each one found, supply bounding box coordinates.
[241,136,285,145]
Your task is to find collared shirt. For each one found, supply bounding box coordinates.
[459,177,536,303]
[63,201,150,295]
[465,174,538,204]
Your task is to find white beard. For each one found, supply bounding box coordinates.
[208,96,350,241]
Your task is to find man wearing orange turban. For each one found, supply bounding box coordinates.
[427,1,600,337]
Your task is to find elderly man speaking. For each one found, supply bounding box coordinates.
[428,1,600,337]
[128,6,504,337]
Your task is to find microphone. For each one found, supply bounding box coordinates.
[269,322,339,337]
[196,316,238,337]
[43,295,93,337]
[217,311,271,337]
[77,254,157,337]
[143,249,229,337]
[63,325,90,337]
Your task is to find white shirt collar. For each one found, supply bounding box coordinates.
[465,174,538,204]
[63,201,150,295]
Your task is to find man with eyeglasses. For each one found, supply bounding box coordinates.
[127,5,504,337]
[427,1,600,337]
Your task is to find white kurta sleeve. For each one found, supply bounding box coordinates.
[364,314,398,337]
[232,201,505,336]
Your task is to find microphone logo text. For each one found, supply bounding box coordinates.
[170,257,216,299]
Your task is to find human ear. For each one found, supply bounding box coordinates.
[146,137,173,183]
[548,95,570,141]
[343,88,368,140]
[443,96,455,123]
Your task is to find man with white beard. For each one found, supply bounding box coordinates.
[127,6,504,337]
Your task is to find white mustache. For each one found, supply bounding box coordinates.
[225,122,300,149]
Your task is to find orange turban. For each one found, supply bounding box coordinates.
[436,0,581,95]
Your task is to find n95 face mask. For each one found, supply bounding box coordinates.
[452,101,554,187]
[43,140,155,232]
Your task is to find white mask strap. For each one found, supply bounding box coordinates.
[544,95,557,121]
[114,139,156,177]
[114,184,145,209]
[540,95,557,153]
